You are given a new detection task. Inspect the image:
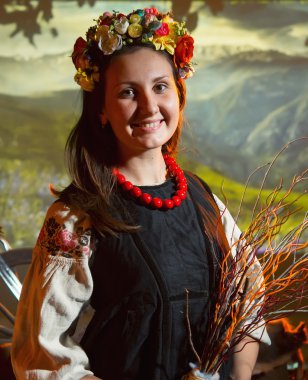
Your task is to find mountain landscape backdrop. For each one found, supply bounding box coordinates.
[0,1,307,247]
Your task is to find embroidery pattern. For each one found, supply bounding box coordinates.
[37,216,93,259]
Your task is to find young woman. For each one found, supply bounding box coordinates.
[11,7,270,380]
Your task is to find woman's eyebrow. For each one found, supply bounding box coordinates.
[115,75,170,87]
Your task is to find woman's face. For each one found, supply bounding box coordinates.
[101,48,180,159]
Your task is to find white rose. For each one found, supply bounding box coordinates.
[114,17,129,34]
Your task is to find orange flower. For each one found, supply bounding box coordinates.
[175,35,194,66]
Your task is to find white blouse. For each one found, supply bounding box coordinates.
[11,197,270,380]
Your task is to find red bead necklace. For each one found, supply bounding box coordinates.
[113,155,187,210]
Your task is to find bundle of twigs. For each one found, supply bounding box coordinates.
[182,141,308,379]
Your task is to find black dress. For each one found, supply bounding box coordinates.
[81,176,232,380]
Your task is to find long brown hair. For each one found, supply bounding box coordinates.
[58,45,187,236]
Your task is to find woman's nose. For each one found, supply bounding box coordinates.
[137,90,159,116]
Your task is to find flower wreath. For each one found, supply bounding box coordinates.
[72,7,195,92]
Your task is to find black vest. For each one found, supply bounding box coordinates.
[81,173,232,380]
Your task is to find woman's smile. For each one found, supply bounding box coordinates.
[131,120,165,133]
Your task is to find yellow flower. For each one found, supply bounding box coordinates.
[151,35,176,55]
[168,22,179,39]
[129,14,141,24]
[162,14,174,24]
[74,67,99,92]
[128,23,143,38]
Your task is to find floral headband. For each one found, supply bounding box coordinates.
[72,7,195,92]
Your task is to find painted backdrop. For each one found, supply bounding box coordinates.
[0,0,307,248]
[0,1,307,377]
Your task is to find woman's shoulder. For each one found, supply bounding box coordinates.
[45,200,91,227]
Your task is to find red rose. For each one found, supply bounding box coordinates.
[175,35,194,65]
[98,13,112,26]
[56,229,78,252]
[145,7,159,15]
[72,37,87,68]
[73,37,87,55]
[155,22,169,37]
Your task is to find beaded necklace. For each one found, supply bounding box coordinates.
[113,155,187,209]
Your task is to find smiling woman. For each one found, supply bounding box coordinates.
[11,6,270,380]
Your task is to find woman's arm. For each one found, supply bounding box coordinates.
[11,201,96,380]
[230,336,259,380]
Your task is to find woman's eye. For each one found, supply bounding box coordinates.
[120,88,135,97]
[155,83,167,93]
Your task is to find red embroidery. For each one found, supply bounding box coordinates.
[55,230,78,252]
[37,216,93,259]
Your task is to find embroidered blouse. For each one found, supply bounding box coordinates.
[11,195,270,380]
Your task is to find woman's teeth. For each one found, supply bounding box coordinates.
[134,121,161,128]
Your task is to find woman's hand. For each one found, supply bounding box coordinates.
[230,336,259,380]
[81,376,103,380]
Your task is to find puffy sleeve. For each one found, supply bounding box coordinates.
[11,201,96,379]
[213,195,271,345]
